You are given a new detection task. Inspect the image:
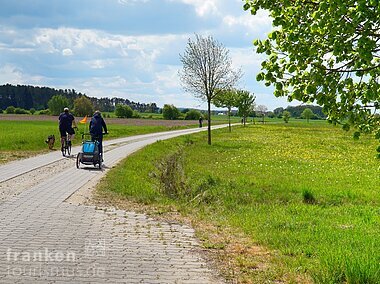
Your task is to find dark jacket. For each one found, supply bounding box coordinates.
[89,113,107,136]
[58,112,74,130]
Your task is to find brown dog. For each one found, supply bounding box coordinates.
[45,135,55,150]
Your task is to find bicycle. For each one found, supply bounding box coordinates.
[61,135,72,157]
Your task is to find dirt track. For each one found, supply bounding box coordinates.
[0,114,199,126]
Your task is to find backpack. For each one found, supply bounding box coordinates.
[90,116,102,135]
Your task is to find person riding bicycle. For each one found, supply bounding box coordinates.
[89,110,107,158]
[59,107,77,155]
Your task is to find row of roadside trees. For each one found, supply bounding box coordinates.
[177,34,330,144]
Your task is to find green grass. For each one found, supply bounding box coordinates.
[0,120,190,153]
[98,121,380,283]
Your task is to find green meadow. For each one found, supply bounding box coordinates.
[97,121,380,283]
[0,120,191,162]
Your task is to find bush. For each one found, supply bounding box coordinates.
[39,109,50,115]
[154,148,187,198]
[29,108,36,115]
[302,189,316,204]
[132,110,141,118]
[5,106,15,114]
[115,104,133,118]
[14,108,29,114]
[0,109,3,114]
[184,109,202,120]
[162,104,180,120]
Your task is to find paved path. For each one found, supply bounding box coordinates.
[0,126,226,283]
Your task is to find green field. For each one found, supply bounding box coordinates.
[97,121,380,283]
[103,111,245,123]
[0,120,192,163]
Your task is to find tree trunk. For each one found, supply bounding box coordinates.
[208,100,211,145]
[228,107,231,132]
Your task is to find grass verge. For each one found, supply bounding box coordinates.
[96,121,380,283]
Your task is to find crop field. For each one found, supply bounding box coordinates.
[97,120,380,283]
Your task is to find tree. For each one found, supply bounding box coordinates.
[255,105,268,124]
[213,89,239,132]
[124,105,133,118]
[236,90,255,127]
[73,96,94,117]
[244,1,380,144]
[162,104,180,120]
[273,107,284,118]
[283,110,291,123]
[179,34,241,145]
[184,109,202,120]
[48,95,69,115]
[115,104,133,118]
[301,108,314,123]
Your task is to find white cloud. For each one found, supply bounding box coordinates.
[154,66,181,90]
[170,0,219,16]
[118,0,150,5]
[0,64,44,85]
[84,59,111,69]
[223,10,272,33]
[0,0,294,110]
[62,48,73,56]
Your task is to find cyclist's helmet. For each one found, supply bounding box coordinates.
[64,107,69,112]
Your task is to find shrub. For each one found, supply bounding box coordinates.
[29,108,36,115]
[185,109,202,120]
[5,106,15,114]
[302,189,316,204]
[0,109,3,114]
[132,110,141,118]
[154,148,187,198]
[14,108,29,114]
[162,104,180,120]
[115,104,133,118]
[39,109,50,115]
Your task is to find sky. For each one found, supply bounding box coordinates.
[0,0,296,110]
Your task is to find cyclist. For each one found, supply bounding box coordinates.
[58,107,77,155]
[89,110,108,159]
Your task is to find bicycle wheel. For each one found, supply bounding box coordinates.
[62,141,67,156]
[67,142,71,156]
[76,153,81,169]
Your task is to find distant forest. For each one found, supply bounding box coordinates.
[0,84,159,113]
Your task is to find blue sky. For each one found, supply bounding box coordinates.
[0,0,295,110]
